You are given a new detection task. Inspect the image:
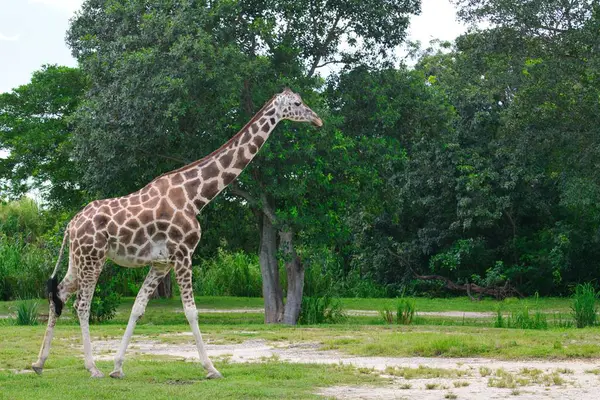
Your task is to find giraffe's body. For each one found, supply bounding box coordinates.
[32,89,322,379]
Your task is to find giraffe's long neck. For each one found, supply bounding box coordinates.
[165,98,281,214]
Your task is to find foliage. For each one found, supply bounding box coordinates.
[12,300,39,326]
[69,285,121,324]
[0,65,88,208]
[0,197,48,242]
[0,199,64,300]
[194,248,262,297]
[572,283,597,328]
[298,294,346,325]
[0,239,53,300]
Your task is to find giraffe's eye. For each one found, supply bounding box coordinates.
[294,101,301,107]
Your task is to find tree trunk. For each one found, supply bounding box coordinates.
[259,212,284,323]
[151,272,172,299]
[280,229,304,325]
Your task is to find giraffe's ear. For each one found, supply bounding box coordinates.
[283,87,292,93]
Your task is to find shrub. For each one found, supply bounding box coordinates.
[572,283,597,328]
[89,288,121,323]
[69,283,121,324]
[0,238,53,300]
[13,300,39,325]
[0,198,47,242]
[298,295,346,325]
[194,249,262,297]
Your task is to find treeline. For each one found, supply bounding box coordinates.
[1,0,599,302]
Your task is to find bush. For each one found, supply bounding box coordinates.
[298,295,346,325]
[193,249,262,297]
[0,238,53,300]
[13,300,39,325]
[69,282,121,324]
[572,283,597,328]
[0,198,47,242]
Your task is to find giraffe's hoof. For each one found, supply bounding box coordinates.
[109,370,125,379]
[90,369,105,378]
[31,364,43,375]
[206,370,223,379]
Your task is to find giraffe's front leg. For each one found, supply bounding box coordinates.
[75,263,104,378]
[175,260,222,379]
[110,265,171,379]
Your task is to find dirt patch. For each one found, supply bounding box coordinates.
[90,335,600,399]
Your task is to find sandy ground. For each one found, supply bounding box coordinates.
[89,334,600,400]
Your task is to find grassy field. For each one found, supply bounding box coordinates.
[0,295,574,316]
[1,296,598,399]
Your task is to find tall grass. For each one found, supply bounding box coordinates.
[494,294,548,330]
[193,248,262,297]
[381,297,416,325]
[298,295,346,325]
[396,297,416,325]
[13,300,39,325]
[379,307,394,324]
[572,283,597,328]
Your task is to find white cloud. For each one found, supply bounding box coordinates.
[28,0,84,14]
[0,33,20,41]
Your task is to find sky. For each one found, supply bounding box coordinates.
[0,0,467,94]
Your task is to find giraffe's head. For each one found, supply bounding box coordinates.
[277,88,323,127]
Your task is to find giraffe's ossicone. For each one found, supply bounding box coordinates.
[32,88,323,379]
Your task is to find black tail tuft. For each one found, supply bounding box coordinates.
[47,277,63,317]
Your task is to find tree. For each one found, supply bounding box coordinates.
[0,65,88,209]
[67,0,420,323]
[391,0,600,295]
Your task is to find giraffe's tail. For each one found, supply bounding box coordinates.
[47,228,69,317]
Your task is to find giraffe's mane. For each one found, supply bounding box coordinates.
[150,94,278,182]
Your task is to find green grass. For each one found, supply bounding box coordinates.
[0,360,383,399]
[340,296,573,313]
[3,294,600,399]
[0,296,575,317]
[0,323,383,399]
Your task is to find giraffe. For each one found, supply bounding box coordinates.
[32,88,323,379]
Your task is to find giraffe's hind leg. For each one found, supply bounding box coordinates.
[75,260,105,378]
[32,267,78,374]
[110,264,171,379]
[174,258,222,379]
